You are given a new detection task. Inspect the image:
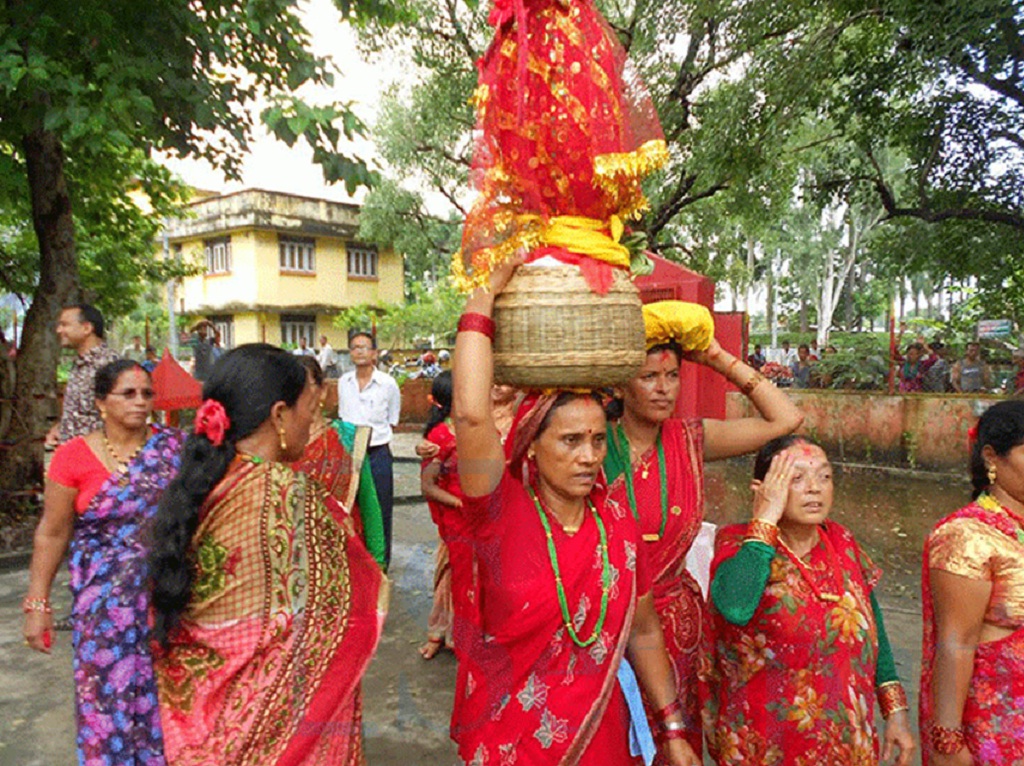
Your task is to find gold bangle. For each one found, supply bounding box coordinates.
[745,518,779,547]
[930,723,966,754]
[741,371,766,396]
[876,682,908,719]
[22,597,52,614]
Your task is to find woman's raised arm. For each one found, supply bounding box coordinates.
[454,263,519,498]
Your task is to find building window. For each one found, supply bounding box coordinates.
[347,246,378,278]
[204,237,231,274]
[279,236,316,273]
[208,315,234,350]
[281,314,316,348]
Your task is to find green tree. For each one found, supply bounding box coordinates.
[0,0,389,490]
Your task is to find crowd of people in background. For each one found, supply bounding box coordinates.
[17,300,1024,765]
[748,334,1024,396]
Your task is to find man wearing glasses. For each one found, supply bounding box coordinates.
[46,304,122,447]
[337,331,401,566]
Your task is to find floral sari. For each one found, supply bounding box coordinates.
[704,521,882,766]
[155,459,386,766]
[444,473,646,765]
[69,424,184,766]
[605,418,705,755]
[292,416,387,569]
[920,501,1024,765]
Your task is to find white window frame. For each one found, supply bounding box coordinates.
[346,245,378,278]
[204,237,232,274]
[208,316,234,350]
[279,236,316,273]
[280,315,317,348]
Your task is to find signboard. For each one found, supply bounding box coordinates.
[978,319,1015,339]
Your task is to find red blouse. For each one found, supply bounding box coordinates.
[47,437,113,514]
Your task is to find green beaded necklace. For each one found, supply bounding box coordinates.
[528,486,612,648]
[614,424,668,541]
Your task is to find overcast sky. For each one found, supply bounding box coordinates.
[160,0,402,202]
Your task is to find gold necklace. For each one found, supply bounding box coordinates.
[103,430,144,470]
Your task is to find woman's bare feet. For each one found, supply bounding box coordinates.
[419,638,444,660]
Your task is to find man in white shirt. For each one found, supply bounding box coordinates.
[292,335,315,357]
[316,334,334,373]
[338,331,402,565]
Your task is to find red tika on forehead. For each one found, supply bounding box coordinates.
[658,349,672,365]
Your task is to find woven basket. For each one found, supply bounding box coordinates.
[493,266,646,388]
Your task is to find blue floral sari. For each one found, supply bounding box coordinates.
[68,424,184,766]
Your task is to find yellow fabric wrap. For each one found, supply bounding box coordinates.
[522,213,630,268]
[642,300,714,352]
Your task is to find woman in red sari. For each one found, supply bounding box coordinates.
[704,435,914,765]
[604,301,803,753]
[449,268,699,766]
[420,370,459,659]
[921,399,1024,764]
[148,344,385,766]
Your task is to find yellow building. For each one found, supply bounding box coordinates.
[167,189,403,350]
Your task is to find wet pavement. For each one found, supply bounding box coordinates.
[0,433,968,764]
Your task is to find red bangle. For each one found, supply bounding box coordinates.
[457,312,495,341]
[654,699,683,725]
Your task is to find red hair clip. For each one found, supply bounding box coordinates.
[195,399,230,446]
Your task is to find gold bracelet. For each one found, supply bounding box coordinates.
[745,518,779,547]
[741,371,766,396]
[876,681,908,719]
[22,597,52,614]
[931,723,966,754]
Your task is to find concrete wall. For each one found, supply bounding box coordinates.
[727,390,999,471]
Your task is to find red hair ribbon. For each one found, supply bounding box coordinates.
[195,399,230,447]
[967,423,979,448]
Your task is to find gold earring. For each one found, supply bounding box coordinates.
[279,427,288,452]
[988,463,997,485]
[527,448,536,461]
[99,409,106,421]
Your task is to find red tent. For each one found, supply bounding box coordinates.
[151,349,202,411]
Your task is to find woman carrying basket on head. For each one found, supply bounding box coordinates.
[446,262,699,766]
[603,301,803,754]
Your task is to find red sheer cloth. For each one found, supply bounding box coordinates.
[443,471,649,764]
[605,418,705,755]
[455,0,667,290]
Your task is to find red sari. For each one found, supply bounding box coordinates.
[605,418,705,754]
[155,460,386,766]
[920,501,1024,765]
[423,421,462,647]
[444,472,649,765]
[704,521,882,766]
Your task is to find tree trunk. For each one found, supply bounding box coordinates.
[0,129,80,492]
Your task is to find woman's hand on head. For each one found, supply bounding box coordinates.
[682,337,723,368]
[881,709,915,766]
[751,450,796,525]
